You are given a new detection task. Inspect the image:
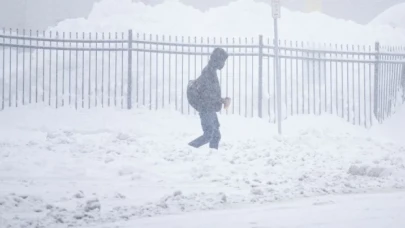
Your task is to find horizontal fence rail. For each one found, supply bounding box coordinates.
[1,28,405,128]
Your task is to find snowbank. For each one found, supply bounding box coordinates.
[369,3,405,30]
[50,0,405,45]
[1,105,404,227]
[372,103,405,144]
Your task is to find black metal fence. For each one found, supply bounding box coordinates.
[0,28,404,128]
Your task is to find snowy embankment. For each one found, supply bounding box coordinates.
[0,105,405,227]
[369,3,405,30]
[51,0,405,45]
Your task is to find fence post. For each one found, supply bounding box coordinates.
[401,62,405,102]
[258,35,263,118]
[274,18,282,134]
[127,30,133,110]
[373,42,380,122]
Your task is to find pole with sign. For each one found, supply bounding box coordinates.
[272,0,282,134]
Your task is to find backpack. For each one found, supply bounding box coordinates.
[187,79,202,112]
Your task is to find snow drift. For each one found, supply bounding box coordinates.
[50,0,405,45]
[369,3,405,30]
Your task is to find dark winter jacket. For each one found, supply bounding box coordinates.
[195,64,222,112]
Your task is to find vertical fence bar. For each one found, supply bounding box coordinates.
[267,38,271,119]
[2,28,5,110]
[101,33,105,107]
[95,33,98,107]
[258,35,263,118]
[168,36,172,105]
[351,45,355,124]
[181,36,184,114]
[282,40,286,116]
[251,37,255,117]
[75,32,78,109]
[88,33,92,109]
[163,35,166,108]
[186,36,190,114]
[369,45,373,126]
[56,32,59,108]
[48,31,52,107]
[226,37,229,115]
[81,32,85,109]
[290,41,293,116]
[127,30,133,109]
[29,30,32,104]
[194,36,197,115]
[16,29,19,107]
[150,34,153,110]
[318,44,322,115]
[401,56,405,103]
[301,42,304,114]
[69,32,72,106]
[382,48,388,119]
[239,37,242,116]
[7,29,10,108]
[329,43,333,114]
[121,32,124,108]
[385,48,390,118]
[22,29,26,106]
[42,31,45,103]
[232,37,235,115]
[357,45,360,125]
[363,45,367,127]
[340,44,344,118]
[245,37,248,118]
[157,35,160,110]
[296,41,299,115]
[175,36,177,111]
[8,29,12,107]
[115,32,118,107]
[312,44,316,115]
[323,43,327,113]
[346,44,350,122]
[136,33,139,107]
[108,32,111,107]
[317,44,321,115]
[62,32,65,107]
[335,44,338,115]
[35,30,39,103]
[374,42,380,122]
[307,43,311,114]
[383,47,388,118]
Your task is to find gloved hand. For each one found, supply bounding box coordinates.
[222,97,231,110]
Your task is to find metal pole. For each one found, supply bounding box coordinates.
[127,30,133,109]
[373,42,380,122]
[274,18,282,134]
[258,35,263,118]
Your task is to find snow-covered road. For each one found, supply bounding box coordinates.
[102,190,405,228]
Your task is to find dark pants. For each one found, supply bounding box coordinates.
[188,112,221,149]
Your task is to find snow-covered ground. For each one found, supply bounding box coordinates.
[95,191,405,228]
[1,0,405,227]
[0,105,405,227]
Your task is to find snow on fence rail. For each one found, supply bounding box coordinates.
[0,28,405,128]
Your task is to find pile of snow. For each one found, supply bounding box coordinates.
[369,3,405,30]
[50,0,405,45]
[1,105,404,227]
[372,103,405,144]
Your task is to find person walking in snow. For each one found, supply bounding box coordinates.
[187,47,231,150]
